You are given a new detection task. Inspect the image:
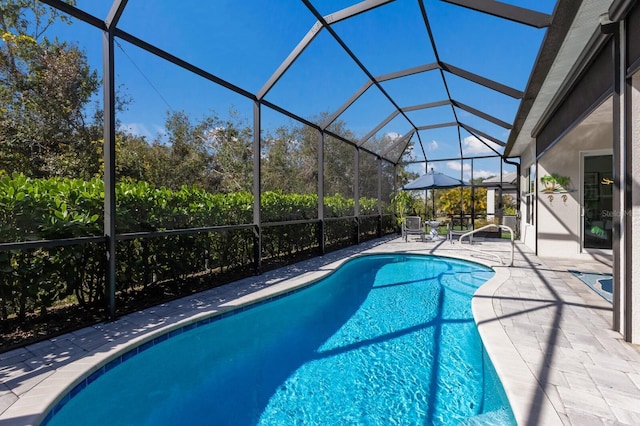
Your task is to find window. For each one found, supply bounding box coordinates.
[525,163,536,225]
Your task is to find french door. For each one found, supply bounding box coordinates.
[582,152,613,251]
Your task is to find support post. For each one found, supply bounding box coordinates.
[471,158,476,228]
[628,50,640,344]
[253,101,262,273]
[102,29,117,320]
[612,22,625,337]
[318,130,325,255]
[354,148,360,244]
[377,157,382,237]
[614,19,638,343]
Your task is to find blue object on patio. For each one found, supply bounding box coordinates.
[402,170,470,190]
[569,270,612,303]
[402,170,470,218]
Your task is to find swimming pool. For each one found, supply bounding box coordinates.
[44,254,515,425]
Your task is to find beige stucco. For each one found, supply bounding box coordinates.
[536,97,613,258]
[631,71,640,341]
[519,143,537,251]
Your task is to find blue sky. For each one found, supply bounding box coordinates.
[49,0,557,179]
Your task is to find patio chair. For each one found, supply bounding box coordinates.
[403,216,427,242]
[447,216,473,243]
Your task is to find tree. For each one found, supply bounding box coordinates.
[204,108,253,193]
[323,118,357,199]
[437,187,487,215]
[358,149,379,200]
[121,108,254,193]
[262,125,307,194]
[0,1,102,177]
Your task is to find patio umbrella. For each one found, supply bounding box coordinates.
[402,170,470,190]
[402,170,470,219]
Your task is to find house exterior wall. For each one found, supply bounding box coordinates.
[519,142,537,252]
[536,101,613,258]
[487,188,495,220]
[630,70,640,341]
[513,0,640,343]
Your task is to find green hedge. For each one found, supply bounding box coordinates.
[0,174,391,342]
[0,174,384,240]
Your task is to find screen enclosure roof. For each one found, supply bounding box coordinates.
[51,0,572,166]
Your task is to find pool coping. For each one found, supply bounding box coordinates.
[472,265,563,425]
[1,243,556,425]
[1,254,358,425]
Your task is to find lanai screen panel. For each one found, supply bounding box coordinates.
[360,114,416,155]
[117,1,315,93]
[263,30,369,125]
[112,40,255,231]
[330,1,436,76]
[446,74,520,131]
[428,1,546,90]
[359,150,380,215]
[460,129,504,159]
[324,135,356,218]
[380,160,395,209]
[386,133,417,165]
[260,106,319,203]
[416,127,463,161]
[335,86,401,141]
[379,72,449,109]
[472,158,503,181]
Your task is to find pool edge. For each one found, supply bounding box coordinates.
[471,265,564,426]
[0,255,357,426]
[1,246,560,426]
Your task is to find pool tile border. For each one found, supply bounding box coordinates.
[6,239,621,425]
[41,252,467,424]
[39,261,344,425]
[1,257,348,425]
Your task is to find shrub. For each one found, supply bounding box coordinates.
[0,174,384,334]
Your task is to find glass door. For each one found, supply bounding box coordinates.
[582,153,613,250]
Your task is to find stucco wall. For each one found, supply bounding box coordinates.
[631,71,640,341]
[536,98,613,258]
[519,142,537,251]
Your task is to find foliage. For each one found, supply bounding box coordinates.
[0,174,385,336]
[502,194,517,215]
[391,190,427,221]
[390,191,412,224]
[0,2,407,347]
[114,109,254,194]
[437,187,488,216]
[262,124,317,194]
[358,196,378,215]
[0,0,104,178]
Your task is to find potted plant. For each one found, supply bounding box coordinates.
[391,191,412,231]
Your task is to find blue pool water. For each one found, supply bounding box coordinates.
[45,254,515,425]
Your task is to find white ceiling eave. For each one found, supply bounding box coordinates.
[507,0,614,158]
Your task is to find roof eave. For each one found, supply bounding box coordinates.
[504,0,582,157]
